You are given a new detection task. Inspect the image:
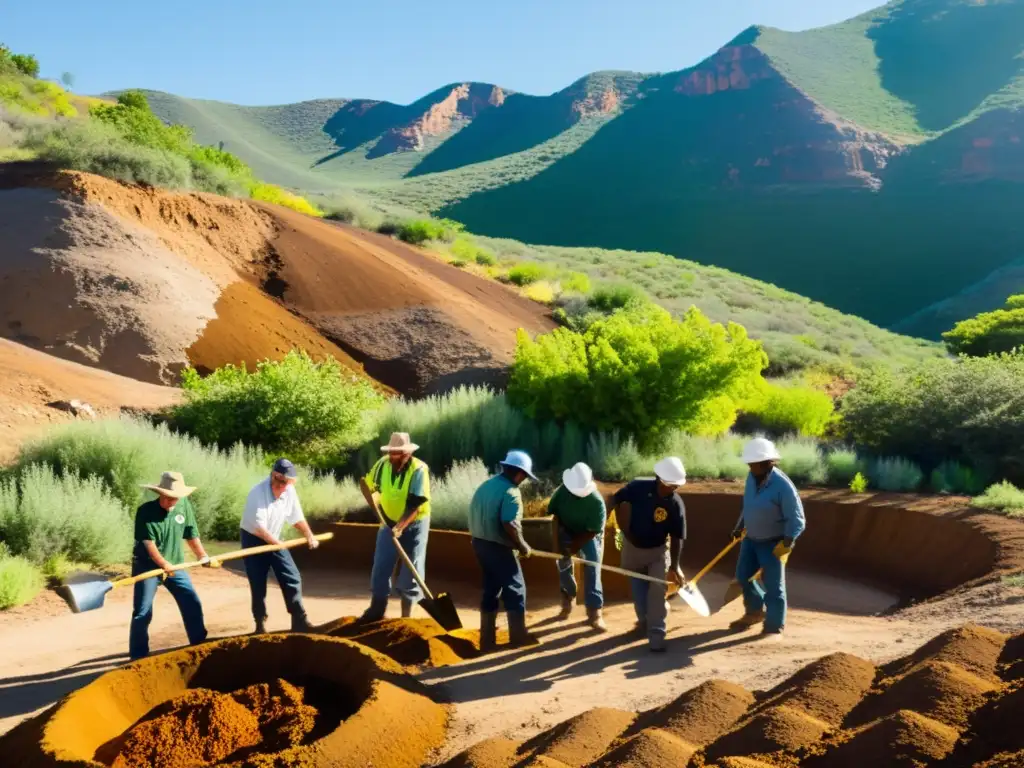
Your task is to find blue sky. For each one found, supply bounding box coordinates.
[5,0,883,105]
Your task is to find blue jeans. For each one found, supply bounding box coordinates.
[129,563,206,661]
[472,537,526,613]
[557,529,604,609]
[736,537,787,632]
[370,518,430,602]
[240,529,306,621]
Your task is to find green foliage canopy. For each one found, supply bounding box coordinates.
[508,303,767,446]
[943,294,1024,357]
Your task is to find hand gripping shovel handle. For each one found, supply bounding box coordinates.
[110,533,335,590]
[370,503,435,601]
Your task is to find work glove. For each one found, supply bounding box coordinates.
[307,537,321,550]
[199,556,221,568]
[731,526,745,541]
[773,538,794,565]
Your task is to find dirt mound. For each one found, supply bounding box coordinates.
[973,750,1024,768]
[0,634,448,768]
[758,652,877,727]
[258,206,554,395]
[629,679,755,746]
[882,624,1008,683]
[941,682,1024,767]
[439,737,520,768]
[811,710,958,767]
[704,705,832,761]
[998,631,1024,681]
[589,728,697,768]
[848,660,998,729]
[710,759,782,768]
[318,616,487,668]
[518,707,635,767]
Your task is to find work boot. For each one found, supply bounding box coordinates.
[729,610,766,632]
[649,634,667,653]
[252,617,267,635]
[360,596,388,623]
[401,597,414,619]
[558,593,574,621]
[507,611,537,648]
[633,618,648,637]
[479,612,498,653]
[290,611,313,633]
[587,607,608,633]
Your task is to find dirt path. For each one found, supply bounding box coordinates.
[5,561,1019,763]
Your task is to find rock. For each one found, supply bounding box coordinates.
[47,399,97,419]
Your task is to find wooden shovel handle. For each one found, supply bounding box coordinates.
[689,534,743,586]
[531,550,673,586]
[370,503,435,601]
[110,533,334,589]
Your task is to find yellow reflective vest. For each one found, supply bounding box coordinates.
[365,456,431,522]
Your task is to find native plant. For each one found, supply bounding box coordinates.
[943,294,1024,357]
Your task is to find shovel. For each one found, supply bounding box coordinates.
[60,533,335,614]
[371,506,462,631]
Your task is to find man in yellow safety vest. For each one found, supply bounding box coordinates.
[358,432,432,621]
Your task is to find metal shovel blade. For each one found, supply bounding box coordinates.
[420,592,462,631]
[60,579,114,614]
[675,582,711,618]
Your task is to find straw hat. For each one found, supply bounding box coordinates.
[563,462,596,498]
[141,471,196,499]
[381,432,419,453]
[653,457,687,487]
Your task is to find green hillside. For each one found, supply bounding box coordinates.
[142,0,1024,334]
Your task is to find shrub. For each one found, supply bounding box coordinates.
[430,459,491,530]
[397,218,462,245]
[588,282,647,312]
[943,295,1024,357]
[777,437,827,484]
[507,262,554,286]
[524,281,556,303]
[973,481,1024,517]
[585,432,647,482]
[929,461,983,495]
[10,53,40,78]
[0,465,133,565]
[746,382,835,437]
[849,472,868,493]
[0,554,43,609]
[561,272,592,294]
[839,353,1024,484]
[509,303,767,446]
[249,182,323,217]
[323,195,385,231]
[449,236,496,266]
[869,457,924,492]
[172,351,383,464]
[825,448,861,486]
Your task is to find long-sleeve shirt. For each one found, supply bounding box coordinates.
[735,468,805,542]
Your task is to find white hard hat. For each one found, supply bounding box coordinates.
[742,437,781,464]
[653,457,687,486]
[562,462,596,498]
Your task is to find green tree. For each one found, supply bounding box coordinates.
[116,89,150,111]
[943,294,1024,357]
[508,303,767,446]
[10,53,39,78]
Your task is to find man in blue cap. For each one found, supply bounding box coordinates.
[240,458,320,634]
[468,450,536,651]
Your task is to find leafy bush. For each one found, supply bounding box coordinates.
[507,261,554,286]
[397,218,463,245]
[973,481,1024,517]
[509,303,767,446]
[524,281,556,303]
[0,465,133,565]
[14,417,361,542]
[561,272,592,294]
[588,282,648,312]
[825,448,861,486]
[839,353,1024,484]
[869,457,924,492]
[943,294,1024,357]
[324,196,385,231]
[450,236,496,266]
[249,182,323,217]
[746,382,835,437]
[777,437,827,484]
[849,472,868,493]
[10,53,40,78]
[172,351,382,464]
[0,553,43,609]
[929,461,982,495]
[430,459,491,530]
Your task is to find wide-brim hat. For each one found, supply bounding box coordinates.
[381,432,419,453]
[141,471,196,499]
[500,450,537,481]
[563,462,596,498]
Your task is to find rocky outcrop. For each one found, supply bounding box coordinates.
[374,83,507,154]
[954,109,1024,181]
[674,43,774,96]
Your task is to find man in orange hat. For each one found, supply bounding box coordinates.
[130,471,216,660]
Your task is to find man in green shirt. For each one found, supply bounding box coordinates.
[550,462,607,632]
[129,471,215,660]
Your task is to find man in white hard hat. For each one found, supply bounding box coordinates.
[610,457,687,652]
[358,432,432,622]
[130,471,216,660]
[468,450,536,651]
[729,437,805,638]
[549,462,607,632]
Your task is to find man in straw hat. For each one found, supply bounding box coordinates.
[611,457,687,652]
[468,450,537,651]
[359,432,432,621]
[130,471,215,660]
[240,458,320,634]
[729,437,805,639]
[550,462,607,632]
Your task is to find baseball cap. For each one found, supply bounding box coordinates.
[272,458,298,479]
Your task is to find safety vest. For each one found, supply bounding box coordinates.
[369,456,431,522]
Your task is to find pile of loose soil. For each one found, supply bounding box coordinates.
[628,679,755,747]
[881,624,1007,683]
[518,707,636,767]
[589,728,697,768]
[755,652,877,727]
[440,737,521,768]
[810,710,959,767]
[703,705,832,761]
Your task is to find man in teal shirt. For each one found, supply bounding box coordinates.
[468,450,535,651]
[549,462,607,632]
[130,471,215,660]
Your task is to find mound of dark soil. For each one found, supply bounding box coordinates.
[812,710,958,767]
[629,679,754,747]
[704,705,831,761]
[882,624,1007,683]
[589,727,696,768]
[519,707,635,767]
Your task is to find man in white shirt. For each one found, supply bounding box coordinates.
[240,458,320,634]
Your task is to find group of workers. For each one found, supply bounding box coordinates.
[128,432,805,659]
